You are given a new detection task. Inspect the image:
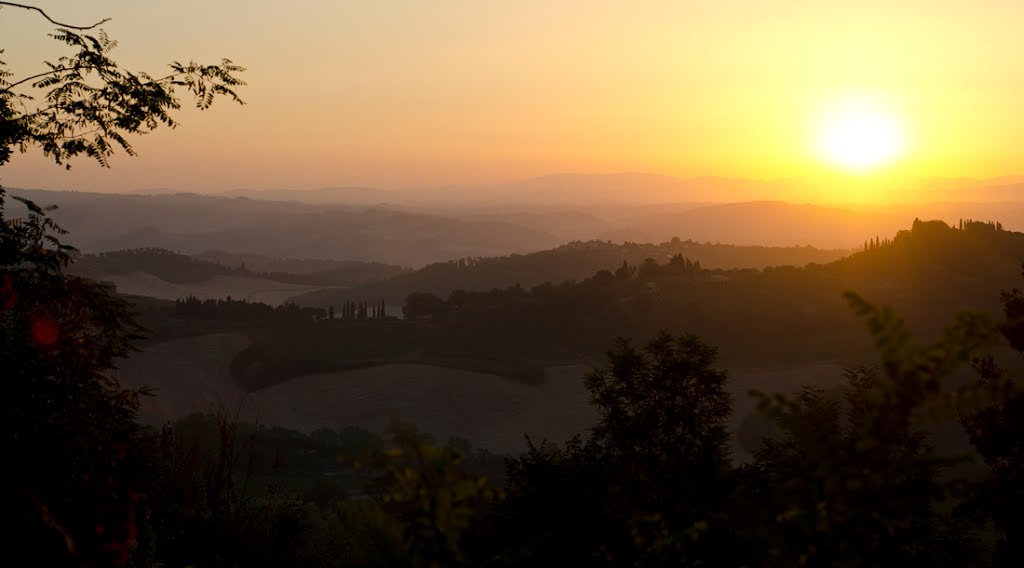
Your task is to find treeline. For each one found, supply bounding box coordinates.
[174,295,325,322]
[292,238,850,307]
[863,217,1005,250]
[327,299,389,320]
[402,254,703,320]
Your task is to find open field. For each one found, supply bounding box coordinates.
[116,333,252,424]
[118,332,862,457]
[118,331,595,454]
[245,364,596,454]
[117,331,597,452]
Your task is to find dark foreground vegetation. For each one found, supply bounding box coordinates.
[6,188,1024,567]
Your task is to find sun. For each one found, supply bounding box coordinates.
[813,96,909,173]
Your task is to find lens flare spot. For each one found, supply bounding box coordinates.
[31,317,59,348]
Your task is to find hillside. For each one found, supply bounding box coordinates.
[117,218,1024,456]
[160,219,1018,396]
[73,247,407,285]
[291,238,852,307]
[71,248,249,284]
[69,248,410,304]
[411,219,1022,361]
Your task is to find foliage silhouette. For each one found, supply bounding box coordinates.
[362,423,501,568]
[959,266,1024,565]
[487,332,735,566]
[1,4,243,565]
[1,187,151,565]
[0,4,244,169]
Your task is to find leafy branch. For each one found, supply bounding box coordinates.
[1,28,245,168]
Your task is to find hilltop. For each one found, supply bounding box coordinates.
[71,248,408,304]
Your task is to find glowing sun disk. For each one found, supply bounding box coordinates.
[814,101,908,173]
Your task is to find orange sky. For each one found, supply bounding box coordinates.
[2,1,1023,195]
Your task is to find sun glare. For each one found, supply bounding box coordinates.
[813,97,909,173]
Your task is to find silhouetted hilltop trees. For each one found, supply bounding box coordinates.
[329,299,388,320]
[173,295,325,322]
[836,218,1020,291]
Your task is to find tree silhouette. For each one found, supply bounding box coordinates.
[1,4,243,565]
[959,268,1024,565]
[494,332,735,565]
[0,2,244,168]
[1,187,150,566]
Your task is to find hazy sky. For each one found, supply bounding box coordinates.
[2,1,1023,193]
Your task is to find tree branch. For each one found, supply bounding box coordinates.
[0,2,110,30]
[2,65,102,93]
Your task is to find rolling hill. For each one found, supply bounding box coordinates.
[8,189,562,266]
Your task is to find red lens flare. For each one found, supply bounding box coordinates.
[31,317,59,348]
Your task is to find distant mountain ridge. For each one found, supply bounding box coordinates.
[218,186,395,205]
[7,189,562,266]
[11,183,1024,269]
[209,173,1024,208]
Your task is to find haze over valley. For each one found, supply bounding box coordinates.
[13,173,1024,264]
[10,171,1024,450]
